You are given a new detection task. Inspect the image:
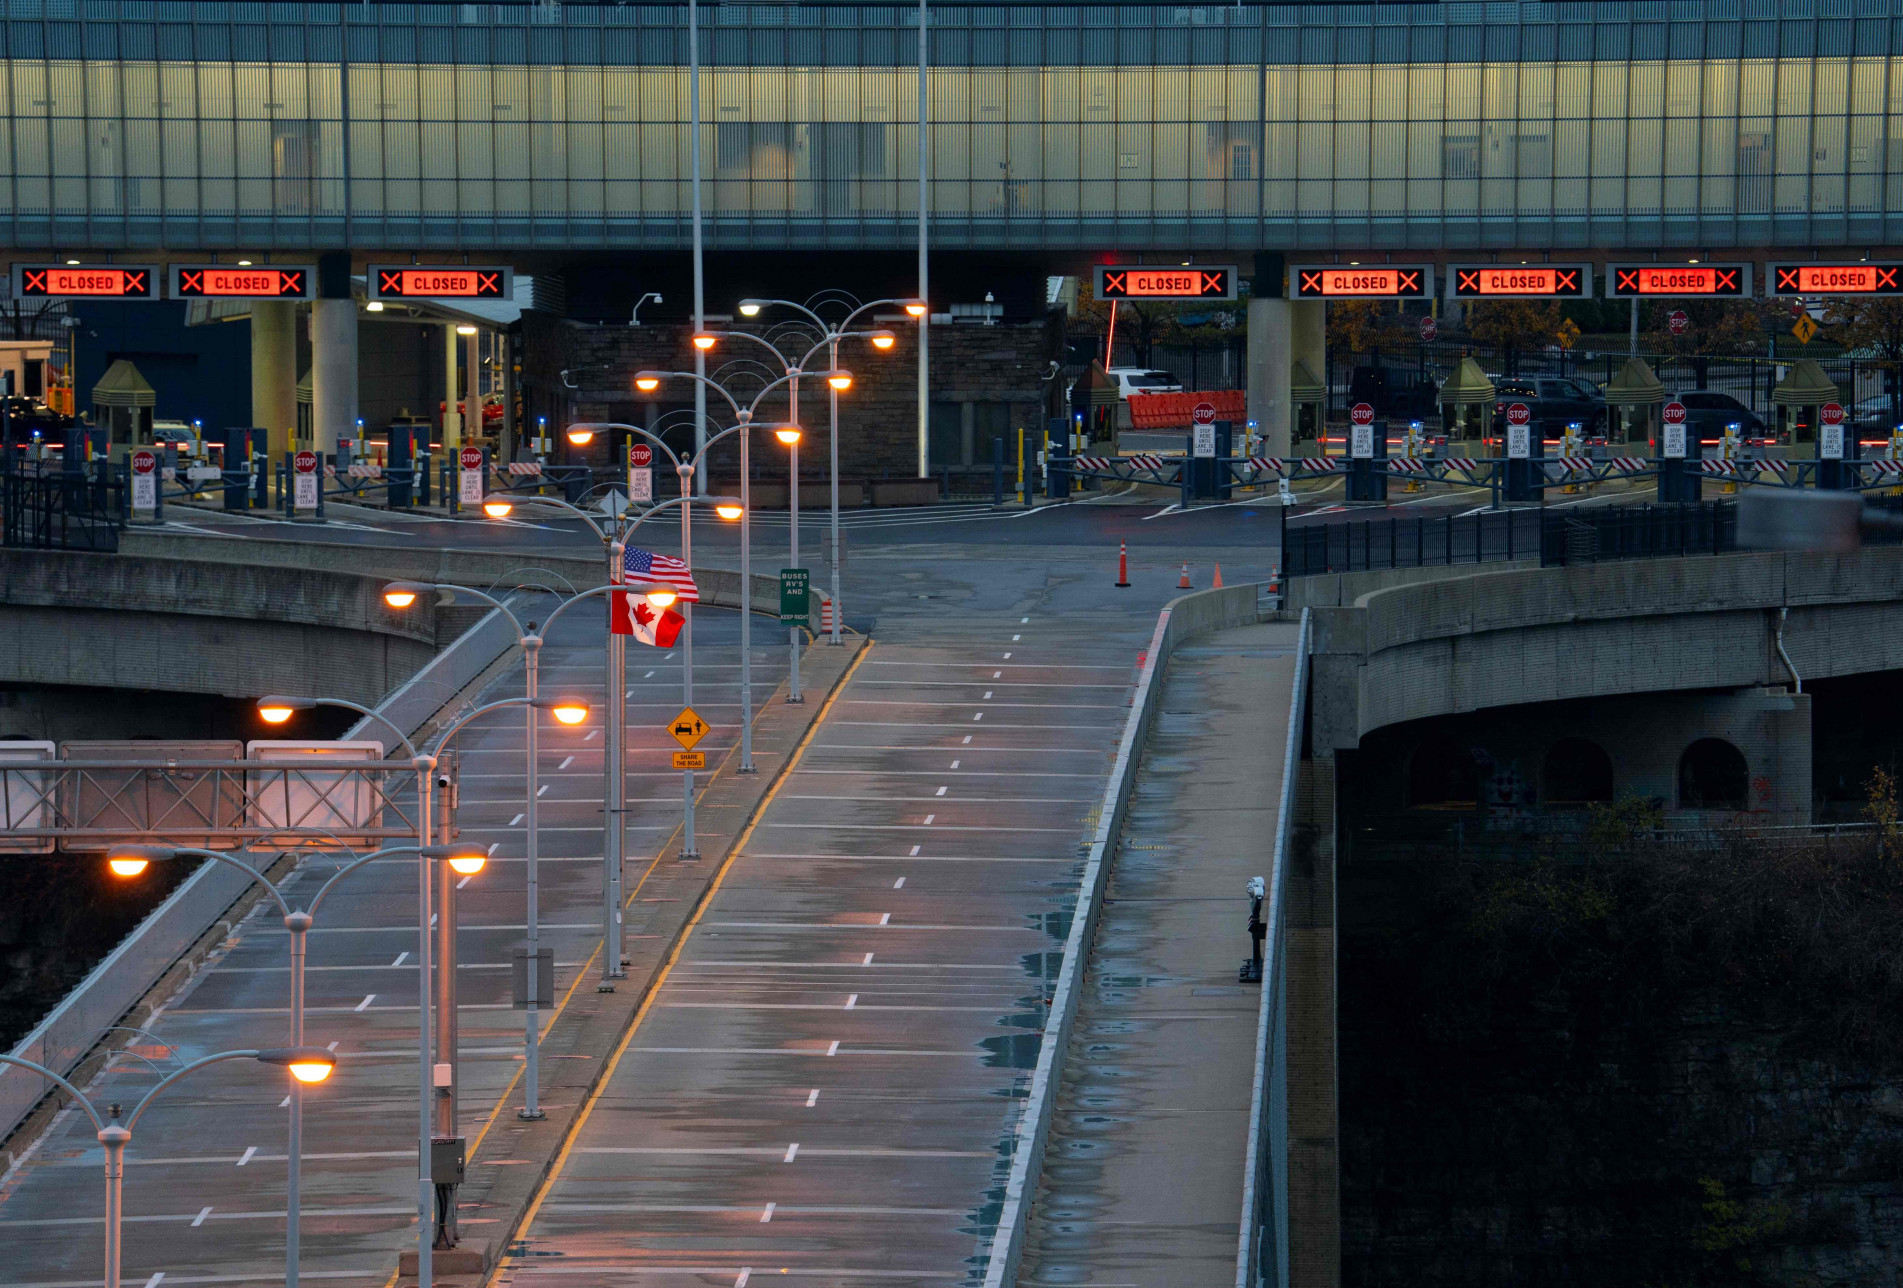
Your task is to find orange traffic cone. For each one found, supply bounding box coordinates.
[1212,563,1224,589]
[1177,563,1192,589]
[1115,542,1131,588]
[1267,562,1282,605]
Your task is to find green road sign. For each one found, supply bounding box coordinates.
[780,568,810,623]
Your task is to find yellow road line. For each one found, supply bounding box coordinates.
[487,640,872,1281]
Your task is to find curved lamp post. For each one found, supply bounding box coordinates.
[466,490,739,980]
[105,841,484,1288]
[733,295,920,646]
[0,1046,335,1288]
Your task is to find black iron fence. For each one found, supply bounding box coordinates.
[2,465,124,551]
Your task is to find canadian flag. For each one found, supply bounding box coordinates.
[611,591,685,647]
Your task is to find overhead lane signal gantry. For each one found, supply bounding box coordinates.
[1447,264,1592,298]
[1290,264,1433,299]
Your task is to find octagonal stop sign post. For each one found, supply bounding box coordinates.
[291,448,322,517]
[1657,400,1702,503]
[1818,401,1856,490]
[457,445,485,509]
[1501,402,1546,504]
[129,449,159,519]
[1344,400,1388,504]
[627,442,654,505]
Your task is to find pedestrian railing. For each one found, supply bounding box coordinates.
[1236,608,1309,1288]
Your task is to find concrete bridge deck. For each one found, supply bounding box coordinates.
[1016,621,1299,1287]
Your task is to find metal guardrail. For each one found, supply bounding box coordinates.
[1237,609,1310,1288]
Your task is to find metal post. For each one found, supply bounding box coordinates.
[739,418,756,772]
[520,637,545,1118]
[829,333,842,645]
[916,0,930,478]
[690,0,708,496]
[679,463,700,858]
[1629,298,1638,358]
[788,376,803,704]
[993,435,1003,504]
[100,1124,128,1288]
[434,856,458,1130]
[604,542,627,982]
[286,914,310,1288]
[414,761,435,1284]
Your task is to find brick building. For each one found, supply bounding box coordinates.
[519,308,1065,488]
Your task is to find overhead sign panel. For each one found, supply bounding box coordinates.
[14,264,157,299]
[1095,265,1235,301]
[1769,263,1903,296]
[1607,263,1751,298]
[1449,264,1591,298]
[171,265,313,299]
[1291,265,1431,299]
[368,266,514,301]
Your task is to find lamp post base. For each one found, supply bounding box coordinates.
[516,1108,546,1122]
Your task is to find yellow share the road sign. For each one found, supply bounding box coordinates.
[672,751,706,770]
[668,707,708,751]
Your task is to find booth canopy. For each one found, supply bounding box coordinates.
[91,358,155,409]
[1771,359,1841,407]
[1437,356,1496,407]
[1603,356,1666,407]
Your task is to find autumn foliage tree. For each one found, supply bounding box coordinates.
[1825,297,1903,422]
[1325,301,1410,364]
[1641,300,1769,389]
[1464,299,1564,376]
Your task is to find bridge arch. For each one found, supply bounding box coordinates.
[1542,737,1614,808]
[1678,738,1750,811]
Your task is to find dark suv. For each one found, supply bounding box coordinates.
[1673,391,1769,443]
[1490,378,1606,436]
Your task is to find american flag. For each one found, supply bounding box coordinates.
[621,546,700,603]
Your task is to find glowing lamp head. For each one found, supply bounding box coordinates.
[550,701,590,726]
[691,333,717,351]
[738,301,763,317]
[904,301,928,318]
[482,500,513,519]
[870,332,896,350]
[635,376,661,392]
[774,427,802,445]
[715,503,743,521]
[456,324,478,336]
[383,588,419,609]
[260,1047,337,1084]
[446,850,486,876]
[288,1059,334,1084]
[645,588,679,609]
[566,428,594,446]
[827,374,853,391]
[108,856,150,878]
[258,704,296,725]
[365,301,385,313]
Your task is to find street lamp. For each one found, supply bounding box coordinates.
[0,1047,334,1288]
[379,579,644,1113]
[470,487,740,974]
[106,841,479,1288]
[724,295,920,647]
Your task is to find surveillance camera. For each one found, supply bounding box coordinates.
[1246,876,1265,899]
[654,294,663,303]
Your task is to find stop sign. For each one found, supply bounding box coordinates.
[293,449,318,474]
[1350,402,1375,427]
[131,449,156,475]
[1663,401,1687,425]
[1192,401,1217,428]
[1419,316,1437,342]
[1506,402,1531,427]
[628,443,653,469]
[459,446,483,470]
[1822,402,1845,426]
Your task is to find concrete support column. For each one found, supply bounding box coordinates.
[310,299,358,455]
[1249,296,1294,458]
[465,327,482,443]
[250,300,298,444]
[442,325,463,451]
[1289,752,1339,1288]
[1292,299,1326,393]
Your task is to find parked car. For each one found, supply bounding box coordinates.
[1489,378,1607,436]
[1105,367,1182,399]
[1672,391,1769,443]
[150,419,201,455]
[1851,393,1903,437]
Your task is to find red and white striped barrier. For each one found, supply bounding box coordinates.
[1606,457,1646,473]
[1247,457,1285,474]
[505,462,543,477]
[347,463,382,479]
[1299,457,1338,473]
[1439,458,1481,473]
[818,596,835,632]
[1865,460,1903,476]
[1700,460,1737,476]
[1388,458,1427,474]
[1125,454,1167,472]
[1073,457,1115,472]
[1554,456,1593,473]
[1757,458,1790,474]
[323,465,337,479]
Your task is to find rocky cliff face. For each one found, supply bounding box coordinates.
[1341,846,1903,1287]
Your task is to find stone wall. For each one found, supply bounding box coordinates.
[521,309,1066,477]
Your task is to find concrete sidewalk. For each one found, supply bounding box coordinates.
[1019,619,1301,1287]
